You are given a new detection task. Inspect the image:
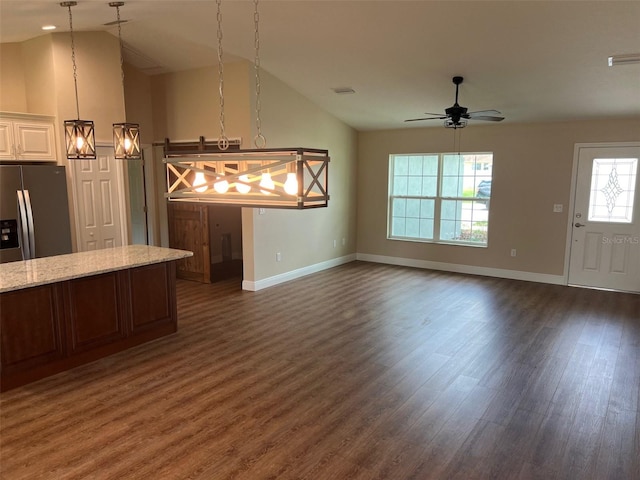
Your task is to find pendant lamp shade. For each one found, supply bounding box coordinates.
[61,1,96,160]
[64,120,96,159]
[113,122,141,159]
[110,2,141,160]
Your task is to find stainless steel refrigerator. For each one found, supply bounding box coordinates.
[0,164,72,263]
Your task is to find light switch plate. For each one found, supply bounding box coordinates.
[553,204,563,213]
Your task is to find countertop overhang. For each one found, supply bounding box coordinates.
[0,245,193,293]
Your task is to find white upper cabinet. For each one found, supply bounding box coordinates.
[0,113,57,162]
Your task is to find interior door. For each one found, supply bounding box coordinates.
[72,146,125,251]
[568,144,640,292]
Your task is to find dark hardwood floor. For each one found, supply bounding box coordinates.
[1,261,639,479]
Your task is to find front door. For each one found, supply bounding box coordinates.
[568,143,640,292]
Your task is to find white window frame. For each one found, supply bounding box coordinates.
[388,152,493,247]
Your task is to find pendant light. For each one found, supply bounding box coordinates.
[110,1,141,160]
[61,1,96,160]
[164,0,330,209]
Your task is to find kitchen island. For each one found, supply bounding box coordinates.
[0,245,193,391]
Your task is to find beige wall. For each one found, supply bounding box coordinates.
[0,43,27,112]
[357,118,640,276]
[22,35,56,115]
[51,31,125,147]
[1,32,126,143]
[246,69,358,282]
[150,62,251,143]
[123,62,155,144]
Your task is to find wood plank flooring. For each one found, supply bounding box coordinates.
[1,261,639,479]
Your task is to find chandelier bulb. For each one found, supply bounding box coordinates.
[260,172,274,194]
[284,172,298,196]
[194,172,208,193]
[214,179,229,194]
[236,175,251,194]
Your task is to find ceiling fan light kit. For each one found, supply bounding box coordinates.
[405,76,505,129]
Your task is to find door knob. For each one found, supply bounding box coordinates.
[574,223,586,228]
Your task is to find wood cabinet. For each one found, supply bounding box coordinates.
[168,202,210,283]
[65,272,128,355]
[0,261,178,391]
[0,284,66,384]
[128,263,175,334]
[0,113,57,162]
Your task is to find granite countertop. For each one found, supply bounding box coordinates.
[0,245,193,293]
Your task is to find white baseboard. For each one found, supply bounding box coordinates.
[241,252,566,292]
[356,253,567,286]
[242,254,357,291]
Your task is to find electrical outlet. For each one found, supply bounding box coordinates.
[276,252,282,262]
[342,237,346,246]
[333,239,337,248]
[258,208,266,215]
[511,249,517,257]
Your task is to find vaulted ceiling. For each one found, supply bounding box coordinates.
[2,0,639,131]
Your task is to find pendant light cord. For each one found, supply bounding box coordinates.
[66,3,80,120]
[114,3,125,98]
[253,0,266,148]
[216,0,229,150]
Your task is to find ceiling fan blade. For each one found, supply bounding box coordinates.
[467,109,503,117]
[468,115,505,122]
[423,112,446,116]
[465,110,505,121]
[404,116,446,122]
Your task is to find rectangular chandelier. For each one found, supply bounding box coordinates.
[165,148,330,209]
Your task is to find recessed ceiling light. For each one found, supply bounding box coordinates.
[608,53,640,66]
[332,87,356,95]
[42,25,57,31]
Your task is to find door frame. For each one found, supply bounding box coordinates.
[563,141,640,289]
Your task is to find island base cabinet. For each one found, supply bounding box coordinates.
[65,272,128,355]
[0,284,66,387]
[0,262,178,391]
[129,263,176,335]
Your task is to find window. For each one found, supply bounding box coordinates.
[388,152,493,246]
[588,157,637,223]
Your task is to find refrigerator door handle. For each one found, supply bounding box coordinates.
[16,190,31,260]
[23,189,36,259]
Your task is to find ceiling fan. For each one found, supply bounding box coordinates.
[405,76,505,128]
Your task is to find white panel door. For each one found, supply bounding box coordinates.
[568,144,640,292]
[72,146,124,251]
